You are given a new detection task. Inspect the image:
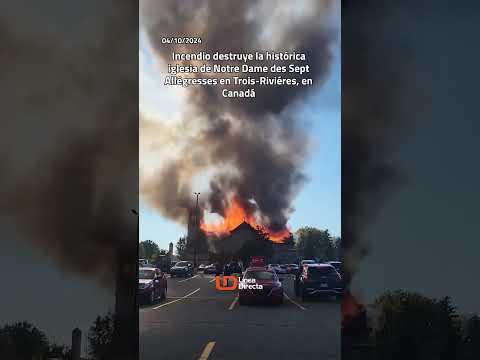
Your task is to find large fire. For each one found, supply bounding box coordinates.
[200,198,291,243]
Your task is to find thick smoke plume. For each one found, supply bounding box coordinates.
[342,0,414,285]
[0,1,137,285]
[140,0,339,232]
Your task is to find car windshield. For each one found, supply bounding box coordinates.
[245,271,275,280]
[175,262,189,267]
[308,267,336,279]
[139,269,156,279]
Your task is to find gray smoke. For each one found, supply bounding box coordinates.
[342,0,415,284]
[140,0,339,231]
[0,0,137,285]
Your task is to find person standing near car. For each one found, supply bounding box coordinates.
[215,262,222,276]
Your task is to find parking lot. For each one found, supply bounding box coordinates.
[139,272,340,360]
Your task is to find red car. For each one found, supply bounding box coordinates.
[238,267,284,305]
[138,267,167,304]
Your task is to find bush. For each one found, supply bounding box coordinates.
[0,321,50,360]
[373,291,461,360]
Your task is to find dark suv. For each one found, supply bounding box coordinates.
[223,262,242,276]
[170,261,194,277]
[296,264,342,301]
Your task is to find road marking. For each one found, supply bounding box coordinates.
[178,274,199,282]
[209,277,216,283]
[284,293,307,311]
[152,288,200,309]
[166,296,218,300]
[228,296,238,310]
[198,341,216,360]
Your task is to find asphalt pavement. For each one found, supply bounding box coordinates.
[140,272,340,360]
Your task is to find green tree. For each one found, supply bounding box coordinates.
[176,236,187,259]
[374,291,462,360]
[463,314,480,360]
[48,343,70,359]
[334,237,341,260]
[139,240,160,262]
[0,321,50,360]
[295,227,335,261]
[87,313,114,360]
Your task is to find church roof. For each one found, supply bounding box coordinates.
[230,221,257,233]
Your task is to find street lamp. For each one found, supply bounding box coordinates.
[193,193,200,268]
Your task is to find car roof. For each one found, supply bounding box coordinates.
[306,263,334,268]
[246,266,271,272]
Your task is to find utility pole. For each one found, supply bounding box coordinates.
[193,192,200,268]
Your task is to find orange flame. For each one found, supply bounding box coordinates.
[342,290,365,328]
[200,198,290,243]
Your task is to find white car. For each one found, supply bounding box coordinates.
[277,264,289,274]
[300,259,317,267]
[267,264,282,273]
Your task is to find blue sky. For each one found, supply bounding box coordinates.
[139,32,340,251]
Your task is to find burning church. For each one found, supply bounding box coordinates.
[196,198,296,265]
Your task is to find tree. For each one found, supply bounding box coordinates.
[463,314,480,360]
[48,343,70,359]
[374,291,462,360]
[0,321,50,360]
[88,313,115,360]
[176,236,187,259]
[139,240,160,261]
[295,227,335,261]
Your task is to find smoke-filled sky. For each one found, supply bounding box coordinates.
[0,0,136,348]
[343,0,480,314]
[139,0,341,249]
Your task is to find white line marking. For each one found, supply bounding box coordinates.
[228,296,238,310]
[178,274,199,282]
[198,341,216,360]
[152,288,200,309]
[166,296,218,300]
[209,277,217,283]
[284,293,307,311]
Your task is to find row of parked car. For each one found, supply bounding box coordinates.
[198,262,243,275]
[266,263,299,274]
